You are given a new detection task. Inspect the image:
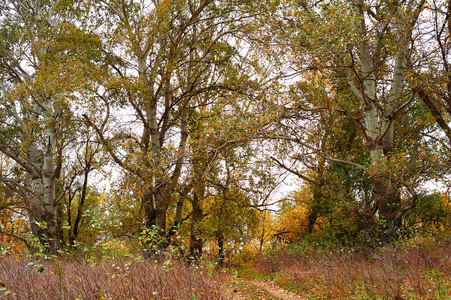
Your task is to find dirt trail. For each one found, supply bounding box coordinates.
[232,278,305,299]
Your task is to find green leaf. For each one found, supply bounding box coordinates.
[37,265,45,274]
[4,291,11,296]
[0,282,5,288]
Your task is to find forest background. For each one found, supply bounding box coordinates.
[1,0,451,299]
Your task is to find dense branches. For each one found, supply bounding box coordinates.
[0,0,450,257]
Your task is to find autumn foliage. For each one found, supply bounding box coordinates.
[1,0,451,298]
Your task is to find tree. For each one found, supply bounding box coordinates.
[56,124,105,246]
[0,0,102,253]
[410,0,451,147]
[266,0,441,242]
[84,0,264,254]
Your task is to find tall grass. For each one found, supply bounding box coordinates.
[0,257,231,299]
[248,243,451,299]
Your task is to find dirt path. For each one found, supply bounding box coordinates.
[231,278,305,299]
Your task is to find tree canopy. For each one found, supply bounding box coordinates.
[1,0,451,259]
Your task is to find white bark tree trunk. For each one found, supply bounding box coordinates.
[347,0,425,241]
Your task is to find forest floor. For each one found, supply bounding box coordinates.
[229,278,305,299]
[219,242,451,300]
[221,269,305,300]
[2,242,451,299]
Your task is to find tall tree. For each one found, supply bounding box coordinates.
[265,0,438,241]
[0,0,101,253]
[84,0,262,253]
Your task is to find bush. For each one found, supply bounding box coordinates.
[246,241,451,299]
[0,257,231,299]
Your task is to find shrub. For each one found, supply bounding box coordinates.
[0,257,231,299]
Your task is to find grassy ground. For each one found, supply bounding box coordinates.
[234,242,451,300]
[0,257,231,299]
[1,241,451,300]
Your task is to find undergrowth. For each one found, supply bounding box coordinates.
[237,241,451,299]
[0,255,231,300]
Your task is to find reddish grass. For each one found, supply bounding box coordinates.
[248,244,451,299]
[0,258,231,299]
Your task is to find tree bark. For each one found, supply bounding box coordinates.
[216,231,225,266]
[189,184,205,262]
[373,172,402,242]
[350,0,424,242]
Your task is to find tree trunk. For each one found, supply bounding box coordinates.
[189,190,204,262]
[143,189,156,229]
[216,231,225,266]
[373,171,402,242]
[351,0,416,242]
[72,169,90,244]
[154,190,168,238]
[26,130,59,255]
[141,189,168,257]
[28,179,58,255]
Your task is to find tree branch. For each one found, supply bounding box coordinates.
[271,135,367,170]
[270,156,321,185]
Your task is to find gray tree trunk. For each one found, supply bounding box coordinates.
[347,0,425,241]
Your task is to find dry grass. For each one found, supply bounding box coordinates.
[246,243,451,299]
[0,257,231,299]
